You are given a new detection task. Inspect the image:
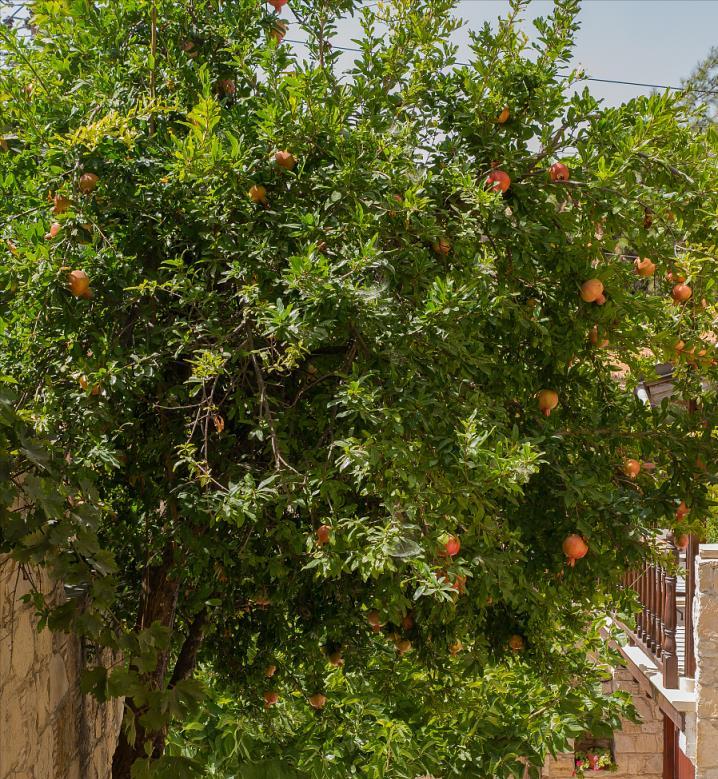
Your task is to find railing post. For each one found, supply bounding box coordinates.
[657,565,665,658]
[663,548,679,689]
[641,563,651,647]
[684,534,697,678]
[649,564,658,653]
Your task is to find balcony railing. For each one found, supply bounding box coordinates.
[620,535,698,689]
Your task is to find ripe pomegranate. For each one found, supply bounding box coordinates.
[580,279,604,303]
[52,194,71,215]
[78,172,99,194]
[401,612,414,631]
[440,534,461,557]
[275,150,296,170]
[253,592,272,607]
[676,501,690,522]
[366,610,383,631]
[265,664,277,677]
[263,691,279,708]
[623,459,641,479]
[316,524,332,546]
[634,257,656,277]
[449,640,463,656]
[537,389,559,417]
[395,638,412,655]
[485,169,511,193]
[81,379,101,396]
[308,693,327,709]
[672,284,692,303]
[508,634,524,652]
[452,574,467,594]
[45,222,62,240]
[562,534,588,567]
[328,650,344,667]
[496,106,510,124]
[269,0,288,9]
[248,184,268,204]
[549,162,569,182]
[68,270,90,297]
[675,534,689,551]
[432,238,451,256]
[270,20,287,43]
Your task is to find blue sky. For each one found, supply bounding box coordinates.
[286,0,718,108]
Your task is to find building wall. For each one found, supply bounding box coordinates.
[694,546,718,779]
[0,558,122,779]
[541,665,664,779]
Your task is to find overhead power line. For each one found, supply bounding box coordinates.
[284,38,718,96]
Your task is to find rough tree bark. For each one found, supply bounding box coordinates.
[111,542,181,778]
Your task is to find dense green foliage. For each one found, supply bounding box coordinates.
[1,0,717,776]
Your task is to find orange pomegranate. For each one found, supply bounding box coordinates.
[395,638,412,655]
[672,284,692,303]
[78,172,99,194]
[537,389,559,417]
[275,150,296,170]
[634,257,656,277]
[265,664,277,677]
[496,106,510,124]
[52,194,71,215]
[366,610,383,631]
[508,634,525,652]
[45,222,62,240]
[248,184,268,204]
[675,534,689,551]
[432,238,451,256]
[580,279,604,303]
[316,524,332,546]
[562,534,589,567]
[485,169,511,193]
[449,639,463,656]
[622,459,641,479]
[68,270,90,297]
[328,650,344,667]
[676,501,690,522]
[549,162,569,182]
[263,691,279,708]
[308,693,327,709]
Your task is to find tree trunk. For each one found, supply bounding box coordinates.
[111,542,181,779]
[151,608,208,758]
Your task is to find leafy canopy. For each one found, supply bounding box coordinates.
[1,0,717,776]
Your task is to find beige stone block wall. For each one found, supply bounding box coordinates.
[541,666,663,779]
[695,549,718,779]
[0,558,122,779]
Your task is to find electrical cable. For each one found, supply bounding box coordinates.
[283,37,718,96]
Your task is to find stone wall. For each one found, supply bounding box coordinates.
[694,545,718,779]
[541,665,663,779]
[0,558,122,779]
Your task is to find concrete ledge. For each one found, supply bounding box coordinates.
[698,544,718,560]
[620,643,696,713]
